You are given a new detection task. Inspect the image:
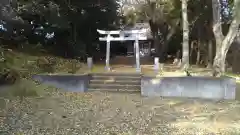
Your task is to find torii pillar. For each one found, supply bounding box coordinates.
[106,34,111,71]
[135,37,141,72]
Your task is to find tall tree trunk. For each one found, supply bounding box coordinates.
[155,34,161,57]
[196,40,201,65]
[211,0,240,76]
[181,0,190,70]
[149,20,160,58]
[207,39,213,68]
[206,23,214,68]
[196,22,202,65]
[189,40,197,64]
[232,34,240,73]
[159,26,177,62]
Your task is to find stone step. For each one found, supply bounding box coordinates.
[91,75,141,81]
[88,88,140,92]
[88,84,141,90]
[91,73,141,77]
[89,72,141,92]
[90,80,141,85]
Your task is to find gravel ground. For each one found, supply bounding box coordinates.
[1,91,240,135]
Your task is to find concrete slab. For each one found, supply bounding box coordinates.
[32,74,90,92]
[141,76,236,100]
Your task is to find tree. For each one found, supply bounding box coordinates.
[0,0,120,59]
[187,0,214,67]
[180,0,189,70]
[211,0,240,76]
[129,0,181,70]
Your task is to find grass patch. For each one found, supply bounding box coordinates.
[0,79,61,105]
[91,65,106,73]
[1,47,85,75]
[0,79,44,99]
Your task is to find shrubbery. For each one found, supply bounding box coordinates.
[36,57,56,73]
[0,44,84,98]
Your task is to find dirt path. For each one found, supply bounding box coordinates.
[1,91,240,135]
[89,64,213,76]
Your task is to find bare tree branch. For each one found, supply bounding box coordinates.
[212,0,224,42]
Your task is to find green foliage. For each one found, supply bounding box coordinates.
[0,0,120,59]
[0,47,14,72]
[124,9,138,26]
[132,0,181,24]
[236,0,240,20]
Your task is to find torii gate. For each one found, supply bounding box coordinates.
[97,29,148,72]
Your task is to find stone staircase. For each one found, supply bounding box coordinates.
[88,73,141,92]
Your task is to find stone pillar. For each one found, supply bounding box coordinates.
[105,35,111,71]
[87,57,93,71]
[135,38,141,72]
[154,57,159,73]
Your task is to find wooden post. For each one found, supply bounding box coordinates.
[135,38,141,72]
[105,35,111,71]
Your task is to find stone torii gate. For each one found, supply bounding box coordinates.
[97,29,148,72]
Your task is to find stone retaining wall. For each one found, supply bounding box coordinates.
[32,74,90,92]
[141,76,236,100]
